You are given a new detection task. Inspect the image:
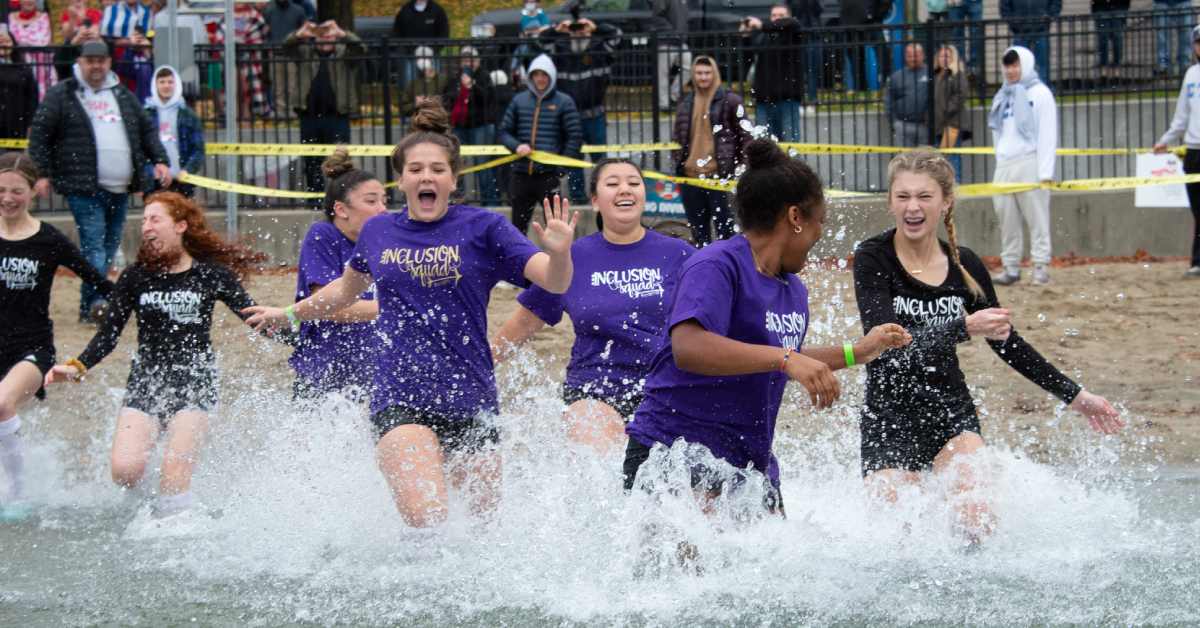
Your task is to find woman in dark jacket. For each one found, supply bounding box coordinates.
[0,31,38,139]
[933,44,968,181]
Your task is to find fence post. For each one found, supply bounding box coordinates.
[925,22,937,146]
[223,0,238,239]
[650,31,661,173]
[382,38,394,204]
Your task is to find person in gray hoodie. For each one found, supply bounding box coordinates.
[28,40,170,323]
[144,65,205,197]
[497,54,583,235]
[1153,24,1200,278]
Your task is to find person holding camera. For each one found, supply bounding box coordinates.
[539,15,621,205]
[740,3,817,142]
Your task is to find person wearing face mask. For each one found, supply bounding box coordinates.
[390,0,449,88]
[290,148,385,402]
[852,149,1122,544]
[519,0,550,34]
[400,46,448,120]
[44,192,270,521]
[0,30,38,139]
[538,17,622,206]
[987,46,1057,286]
[442,46,500,207]
[144,65,205,197]
[244,102,579,528]
[493,159,695,454]
[623,138,911,516]
[279,20,364,208]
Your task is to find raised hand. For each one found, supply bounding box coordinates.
[531,194,578,256]
[1070,390,1124,434]
[857,323,912,363]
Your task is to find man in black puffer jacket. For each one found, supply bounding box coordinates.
[28,40,170,323]
[497,54,583,235]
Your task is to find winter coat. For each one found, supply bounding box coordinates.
[933,68,967,132]
[497,55,583,175]
[538,22,621,118]
[672,86,752,179]
[746,17,808,103]
[400,73,450,117]
[0,62,39,139]
[442,68,497,129]
[390,0,449,49]
[143,106,205,176]
[277,32,364,116]
[28,74,168,195]
[1000,0,1062,35]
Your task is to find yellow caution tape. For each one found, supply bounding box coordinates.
[177,172,323,199]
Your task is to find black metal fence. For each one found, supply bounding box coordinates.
[11,6,1200,212]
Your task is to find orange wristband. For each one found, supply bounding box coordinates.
[65,358,87,378]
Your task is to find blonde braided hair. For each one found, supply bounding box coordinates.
[886,148,984,301]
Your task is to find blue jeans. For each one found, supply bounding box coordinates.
[805,46,821,102]
[567,115,607,202]
[948,0,984,73]
[1095,14,1128,67]
[937,130,962,181]
[67,190,129,316]
[1155,1,1193,72]
[756,100,802,142]
[1012,33,1051,84]
[453,124,500,206]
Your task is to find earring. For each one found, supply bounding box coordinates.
[793,225,803,234]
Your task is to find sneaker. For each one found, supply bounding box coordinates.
[1032,265,1050,285]
[991,269,1021,286]
[1185,266,1200,278]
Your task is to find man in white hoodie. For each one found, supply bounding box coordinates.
[1152,25,1200,279]
[988,45,1057,286]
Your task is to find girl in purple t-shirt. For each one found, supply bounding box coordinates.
[245,103,579,528]
[290,148,386,401]
[623,139,912,516]
[492,159,695,454]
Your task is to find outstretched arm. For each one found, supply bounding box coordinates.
[243,267,373,331]
[491,304,547,363]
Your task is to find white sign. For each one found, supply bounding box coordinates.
[1135,153,1190,208]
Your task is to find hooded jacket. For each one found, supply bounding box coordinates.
[497,54,584,175]
[989,46,1057,180]
[671,63,752,179]
[28,65,168,195]
[1160,62,1200,149]
[144,65,205,178]
[278,31,364,117]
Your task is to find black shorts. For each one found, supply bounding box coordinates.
[370,404,499,455]
[562,384,643,419]
[123,361,218,423]
[622,437,784,515]
[0,342,55,401]
[859,407,981,476]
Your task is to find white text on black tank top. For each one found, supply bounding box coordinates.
[0,256,39,290]
[765,310,807,350]
[893,294,965,328]
[591,267,665,299]
[140,290,202,324]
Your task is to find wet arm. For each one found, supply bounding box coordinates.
[492,304,547,363]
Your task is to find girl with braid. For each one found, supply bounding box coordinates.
[852,149,1124,542]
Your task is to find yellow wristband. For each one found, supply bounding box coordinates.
[65,357,87,378]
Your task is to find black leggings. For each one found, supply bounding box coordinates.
[621,438,784,515]
[1181,149,1200,266]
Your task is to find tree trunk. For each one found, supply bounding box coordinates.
[318,0,355,31]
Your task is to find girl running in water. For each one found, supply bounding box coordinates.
[853,149,1123,540]
[0,152,112,518]
[623,139,910,514]
[290,148,386,401]
[244,103,578,528]
[492,159,694,453]
[45,192,267,519]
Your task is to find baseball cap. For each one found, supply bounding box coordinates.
[80,40,110,57]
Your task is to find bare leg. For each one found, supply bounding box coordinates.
[110,408,159,489]
[448,449,501,520]
[159,410,209,496]
[931,431,992,540]
[0,362,43,501]
[563,399,625,455]
[864,468,922,504]
[375,425,449,528]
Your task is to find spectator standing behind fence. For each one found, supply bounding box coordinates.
[401,46,448,120]
[539,16,621,206]
[949,0,983,80]
[741,4,810,143]
[999,0,1060,85]
[673,56,751,247]
[28,40,171,323]
[0,30,38,139]
[53,10,101,81]
[497,54,582,235]
[444,46,500,206]
[263,0,306,44]
[1153,25,1200,279]
[933,44,968,180]
[988,46,1057,287]
[390,0,449,88]
[1092,0,1129,80]
[60,0,102,49]
[278,20,362,208]
[7,0,56,101]
[519,0,550,34]
[113,25,152,101]
[649,0,690,111]
[1154,0,1193,76]
[210,1,273,119]
[886,43,930,148]
[144,65,204,197]
[839,0,888,92]
[99,0,150,45]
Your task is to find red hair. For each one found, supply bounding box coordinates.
[139,192,266,278]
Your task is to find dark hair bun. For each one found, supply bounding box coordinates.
[409,101,452,136]
[743,138,788,171]
[321,146,356,180]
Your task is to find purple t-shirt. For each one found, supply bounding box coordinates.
[517,230,694,401]
[625,235,810,485]
[290,221,378,390]
[349,205,541,416]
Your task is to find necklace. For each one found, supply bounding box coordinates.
[898,246,940,276]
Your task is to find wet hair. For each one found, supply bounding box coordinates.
[886,148,983,300]
[321,147,378,221]
[391,100,462,176]
[1002,49,1020,66]
[0,152,39,187]
[589,158,643,197]
[734,139,824,233]
[155,67,173,80]
[139,191,267,278]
